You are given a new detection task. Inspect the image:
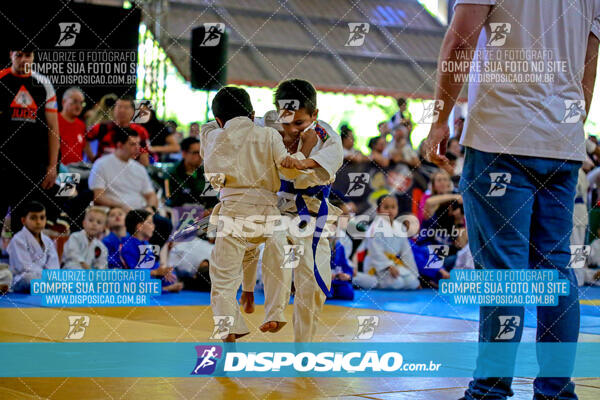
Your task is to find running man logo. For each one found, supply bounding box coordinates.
[136,244,160,269]
[204,172,225,194]
[425,245,449,269]
[345,23,370,46]
[56,23,81,47]
[56,173,80,197]
[276,99,300,123]
[486,172,511,197]
[495,315,520,340]
[191,345,223,375]
[282,245,304,269]
[561,100,585,123]
[567,245,590,269]
[200,23,225,47]
[210,316,234,339]
[487,23,511,46]
[417,100,444,123]
[132,100,153,124]
[354,315,379,339]
[345,173,370,197]
[65,315,89,340]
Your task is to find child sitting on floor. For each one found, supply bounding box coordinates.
[102,206,130,269]
[354,195,420,290]
[62,206,108,269]
[120,209,183,292]
[8,201,59,293]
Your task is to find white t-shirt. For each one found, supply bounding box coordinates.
[88,153,154,209]
[169,238,214,274]
[456,0,600,161]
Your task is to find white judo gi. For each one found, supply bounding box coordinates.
[354,217,421,290]
[8,227,59,292]
[201,116,295,338]
[62,230,108,269]
[244,120,343,342]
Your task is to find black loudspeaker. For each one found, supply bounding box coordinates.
[191,24,228,90]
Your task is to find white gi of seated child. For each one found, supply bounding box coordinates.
[354,195,421,290]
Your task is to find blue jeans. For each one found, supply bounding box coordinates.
[459,147,581,400]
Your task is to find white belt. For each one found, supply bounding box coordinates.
[219,187,278,206]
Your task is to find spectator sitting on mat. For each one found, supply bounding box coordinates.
[353,195,420,290]
[7,201,59,293]
[102,206,130,269]
[62,206,108,270]
[120,209,182,293]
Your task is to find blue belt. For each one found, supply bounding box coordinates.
[575,197,584,204]
[280,179,331,296]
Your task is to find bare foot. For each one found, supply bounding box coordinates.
[259,321,284,333]
[164,282,183,292]
[223,333,236,342]
[240,291,255,313]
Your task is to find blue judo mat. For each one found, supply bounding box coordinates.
[3,287,600,334]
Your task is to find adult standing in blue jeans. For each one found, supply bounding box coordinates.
[424,1,600,399]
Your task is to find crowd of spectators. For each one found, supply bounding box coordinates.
[2,75,600,298]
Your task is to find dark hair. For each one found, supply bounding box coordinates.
[9,44,35,53]
[376,194,395,209]
[125,209,153,235]
[22,201,45,218]
[445,151,457,162]
[113,126,139,145]
[274,79,317,115]
[190,122,199,127]
[368,136,382,150]
[181,136,200,152]
[397,97,406,107]
[117,95,135,109]
[431,200,463,235]
[212,86,254,124]
[340,124,353,140]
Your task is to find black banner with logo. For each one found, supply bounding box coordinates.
[0,1,140,107]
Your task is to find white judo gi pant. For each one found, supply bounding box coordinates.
[209,200,291,338]
[241,216,333,342]
[289,228,332,342]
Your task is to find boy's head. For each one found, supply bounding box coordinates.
[21,201,46,234]
[274,79,318,136]
[212,86,254,128]
[107,207,126,230]
[83,207,107,238]
[125,209,154,240]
